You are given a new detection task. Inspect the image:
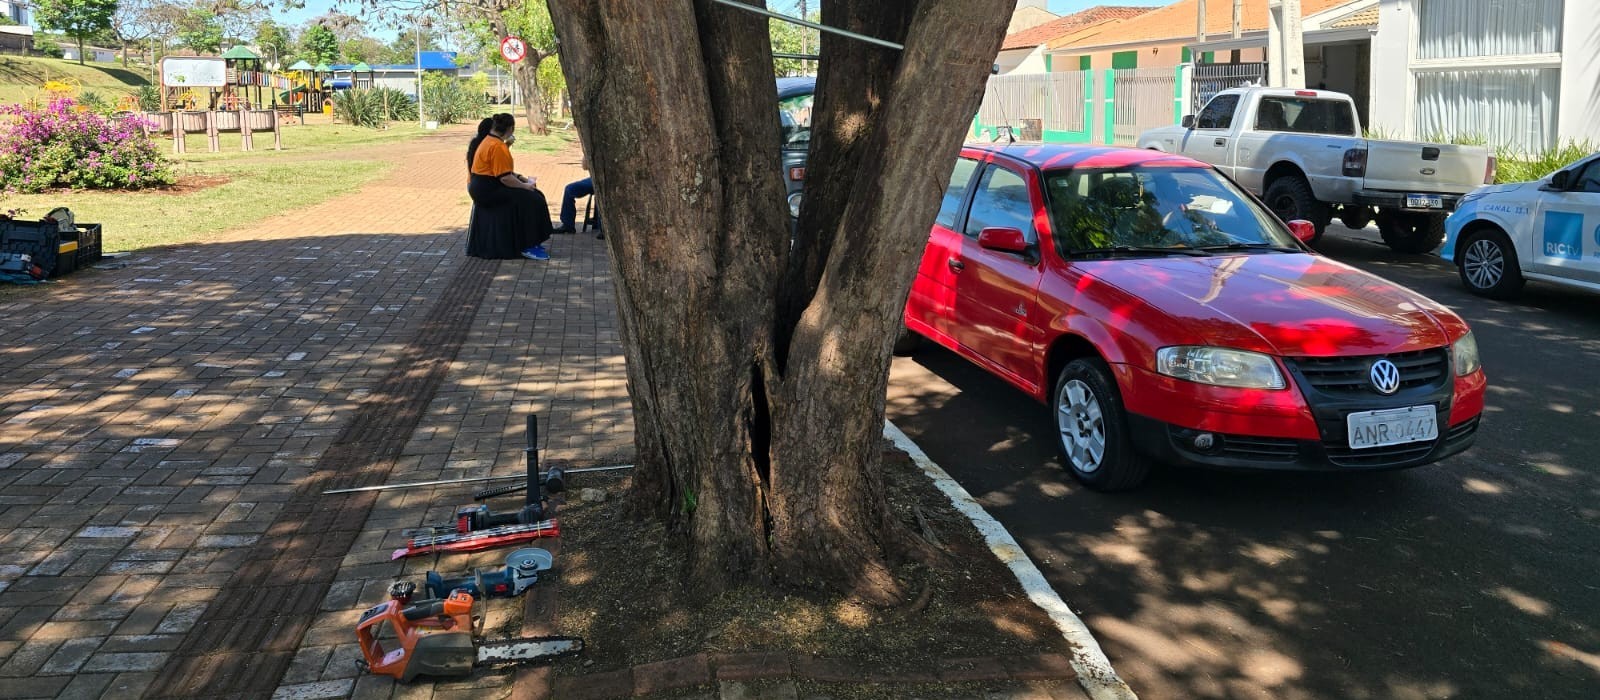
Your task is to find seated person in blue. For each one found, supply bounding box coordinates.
[553,152,600,236]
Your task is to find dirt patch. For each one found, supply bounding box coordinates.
[553,444,1071,684]
[155,174,233,194]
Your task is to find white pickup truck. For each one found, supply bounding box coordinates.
[1138,87,1496,253]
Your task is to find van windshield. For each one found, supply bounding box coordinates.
[778,93,812,150]
[1045,166,1299,254]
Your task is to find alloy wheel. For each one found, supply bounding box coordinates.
[1057,379,1106,473]
[1463,238,1505,290]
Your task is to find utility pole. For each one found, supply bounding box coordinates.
[1197,0,1207,45]
[1233,0,1243,38]
[798,0,809,56]
[1267,0,1306,88]
[415,15,425,126]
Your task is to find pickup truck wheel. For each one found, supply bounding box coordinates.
[891,326,922,356]
[1264,177,1331,237]
[1052,358,1146,491]
[1376,210,1448,254]
[1458,228,1526,300]
[1339,205,1374,230]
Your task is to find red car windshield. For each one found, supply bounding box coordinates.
[1044,166,1299,255]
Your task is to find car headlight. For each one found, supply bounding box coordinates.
[1452,331,1481,376]
[788,192,803,219]
[1156,346,1287,390]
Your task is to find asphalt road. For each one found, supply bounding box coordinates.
[886,224,1600,700]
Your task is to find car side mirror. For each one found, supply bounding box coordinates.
[1542,170,1571,191]
[978,227,1031,255]
[1287,219,1317,244]
[1182,115,1196,129]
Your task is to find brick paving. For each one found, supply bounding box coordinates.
[0,128,631,699]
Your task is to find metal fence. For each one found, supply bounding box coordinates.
[1111,67,1176,145]
[977,71,1087,141]
[1192,61,1267,111]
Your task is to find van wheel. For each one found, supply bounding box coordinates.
[1264,176,1331,239]
[1052,358,1146,491]
[1458,227,1525,300]
[891,326,922,356]
[1377,210,1448,253]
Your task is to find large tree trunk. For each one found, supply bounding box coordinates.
[547,0,1013,603]
[515,56,548,136]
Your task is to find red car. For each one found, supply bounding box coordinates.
[900,144,1485,490]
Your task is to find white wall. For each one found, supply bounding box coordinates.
[1,1,30,26]
[1370,0,1599,146]
[995,45,1049,75]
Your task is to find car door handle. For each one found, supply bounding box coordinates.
[1214,138,1227,147]
[947,258,965,272]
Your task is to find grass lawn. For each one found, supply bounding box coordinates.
[0,55,151,105]
[3,159,392,252]
[171,121,441,162]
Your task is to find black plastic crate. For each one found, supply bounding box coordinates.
[0,219,60,276]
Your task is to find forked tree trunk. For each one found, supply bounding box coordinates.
[547,0,1013,603]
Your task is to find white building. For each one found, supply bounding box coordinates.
[1,0,29,25]
[61,45,117,63]
[1367,0,1598,154]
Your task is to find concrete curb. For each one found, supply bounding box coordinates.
[885,420,1139,700]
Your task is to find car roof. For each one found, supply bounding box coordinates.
[962,143,1209,171]
[777,77,815,99]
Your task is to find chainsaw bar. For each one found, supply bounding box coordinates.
[474,635,585,667]
[393,519,560,559]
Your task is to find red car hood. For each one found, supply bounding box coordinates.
[1083,253,1457,356]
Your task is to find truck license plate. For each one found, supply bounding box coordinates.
[1406,194,1443,209]
[1347,406,1437,450]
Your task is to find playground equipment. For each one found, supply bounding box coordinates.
[154,57,283,153]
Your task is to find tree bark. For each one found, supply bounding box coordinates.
[547,0,1014,603]
[515,55,548,135]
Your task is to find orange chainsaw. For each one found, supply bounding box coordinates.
[355,583,583,682]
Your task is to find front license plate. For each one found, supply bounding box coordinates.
[1346,406,1438,450]
[1406,194,1444,209]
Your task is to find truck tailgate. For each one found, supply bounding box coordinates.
[1363,140,1492,195]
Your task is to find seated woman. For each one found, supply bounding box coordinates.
[466,113,554,260]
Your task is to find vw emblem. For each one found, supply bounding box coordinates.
[1370,359,1401,395]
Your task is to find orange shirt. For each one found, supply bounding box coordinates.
[472,136,514,177]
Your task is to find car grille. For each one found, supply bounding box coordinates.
[1323,438,1436,468]
[1444,416,1480,448]
[1217,435,1300,463]
[1290,349,1450,396]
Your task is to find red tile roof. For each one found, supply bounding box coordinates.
[1051,0,1359,50]
[1001,6,1159,51]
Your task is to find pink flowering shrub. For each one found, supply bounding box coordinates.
[0,99,176,193]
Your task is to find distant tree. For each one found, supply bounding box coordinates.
[340,35,385,64]
[175,7,221,54]
[388,26,439,63]
[299,23,338,64]
[109,0,171,67]
[768,12,819,77]
[200,0,266,46]
[252,18,292,64]
[34,0,120,66]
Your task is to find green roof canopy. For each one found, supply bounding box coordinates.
[288,60,314,71]
[352,62,372,72]
[314,62,331,72]
[221,46,260,60]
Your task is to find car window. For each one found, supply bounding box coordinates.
[1045,166,1297,253]
[1195,94,1240,130]
[778,93,812,150]
[1254,96,1356,135]
[1572,159,1600,194]
[936,158,981,229]
[964,166,1034,239]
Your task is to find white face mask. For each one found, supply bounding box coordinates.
[504,133,516,146]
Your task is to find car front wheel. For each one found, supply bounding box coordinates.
[1053,358,1147,491]
[1458,227,1526,300]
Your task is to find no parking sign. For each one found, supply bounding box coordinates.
[500,36,528,64]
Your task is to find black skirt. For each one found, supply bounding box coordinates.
[466,174,553,259]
